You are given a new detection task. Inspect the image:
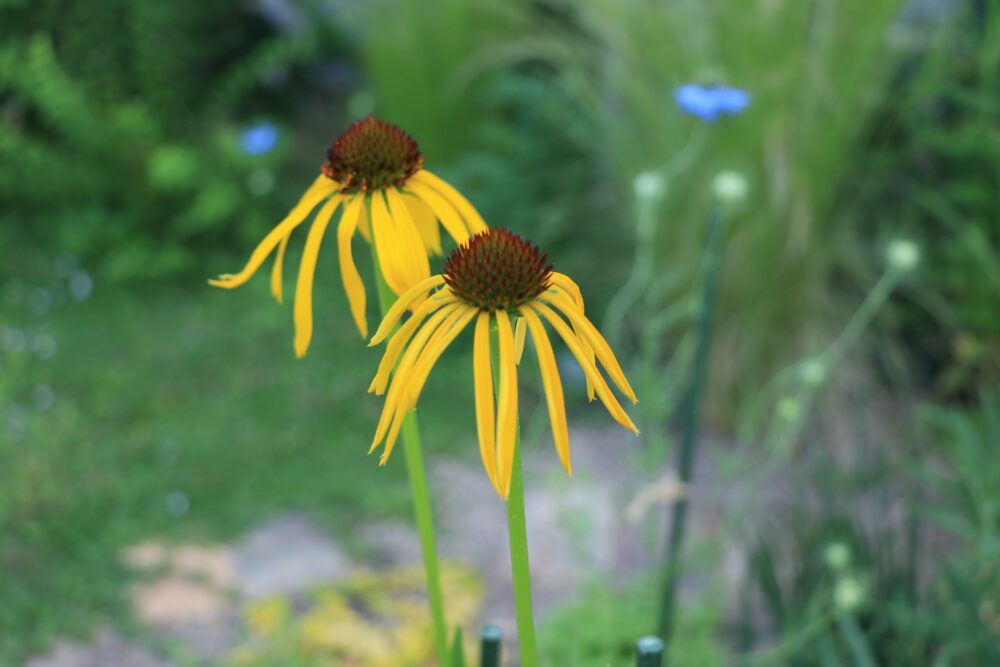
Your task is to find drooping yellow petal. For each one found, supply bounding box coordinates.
[407,181,471,246]
[271,233,291,303]
[551,272,585,310]
[369,275,447,346]
[495,310,519,499]
[412,169,488,234]
[549,273,595,400]
[380,307,474,464]
[520,307,571,476]
[532,302,639,434]
[385,187,431,291]
[514,316,527,365]
[293,195,344,358]
[379,306,477,464]
[549,271,594,401]
[370,291,456,395]
[368,192,407,295]
[405,193,442,255]
[357,205,372,242]
[210,175,337,289]
[336,195,367,338]
[404,307,476,410]
[544,288,637,403]
[473,312,500,493]
[371,303,459,448]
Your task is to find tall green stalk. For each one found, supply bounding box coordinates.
[658,209,726,653]
[489,322,539,667]
[369,236,450,666]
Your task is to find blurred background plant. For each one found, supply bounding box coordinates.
[2,0,999,664]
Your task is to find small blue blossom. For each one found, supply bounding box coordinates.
[674,84,751,122]
[239,122,279,155]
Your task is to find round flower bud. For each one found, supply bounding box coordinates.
[886,239,920,272]
[633,171,665,200]
[712,170,748,203]
[799,358,827,388]
[823,542,851,572]
[834,576,866,612]
[777,396,802,422]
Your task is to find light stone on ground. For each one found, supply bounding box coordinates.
[232,512,353,599]
[25,428,737,667]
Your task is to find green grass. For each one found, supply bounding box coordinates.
[0,261,475,663]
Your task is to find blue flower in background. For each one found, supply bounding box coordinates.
[674,84,751,122]
[239,122,279,155]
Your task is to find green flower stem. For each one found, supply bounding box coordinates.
[490,322,539,667]
[658,208,726,654]
[370,237,450,666]
[507,437,539,667]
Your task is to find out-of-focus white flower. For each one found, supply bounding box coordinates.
[776,396,802,422]
[886,239,920,272]
[633,171,665,200]
[799,358,827,387]
[824,542,851,571]
[834,576,866,612]
[712,170,749,203]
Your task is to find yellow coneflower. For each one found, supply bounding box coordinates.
[368,228,639,499]
[209,116,487,357]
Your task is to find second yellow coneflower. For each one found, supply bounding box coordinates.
[368,228,639,499]
[209,116,486,356]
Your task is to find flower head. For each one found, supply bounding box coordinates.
[209,116,487,356]
[674,84,751,122]
[368,229,639,499]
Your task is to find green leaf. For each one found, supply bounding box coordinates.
[449,627,467,667]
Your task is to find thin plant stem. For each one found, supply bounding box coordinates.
[369,229,450,666]
[507,440,538,666]
[490,322,539,667]
[658,208,726,652]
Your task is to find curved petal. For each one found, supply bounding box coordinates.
[548,273,595,400]
[271,233,291,303]
[514,316,527,365]
[293,195,344,357]
[210,175,337,288]
[369,291,456,395]
[369,275,447,346]
[371,303,459,448]
[495,310,519,499]
[369,191,408,295]
[520,307,571,476]
[336,195,367,338]
[407,181,471,246]
[473,312,500,493]
[385,187,431,291]
[405,193,442,255]
[412,169,488,234]
[380,306,474,464]
[531,302,639,434]
[543,288,637,403]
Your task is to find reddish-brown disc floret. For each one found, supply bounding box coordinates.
[443,228,553,312]
[322,116,423,193]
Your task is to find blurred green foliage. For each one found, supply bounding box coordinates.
[0,256,473,662]
[510,0,908,416]
[858,0,1000,397]
[3,0,1000,664]
[736,391,1000,667]
[0,0,349,282]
